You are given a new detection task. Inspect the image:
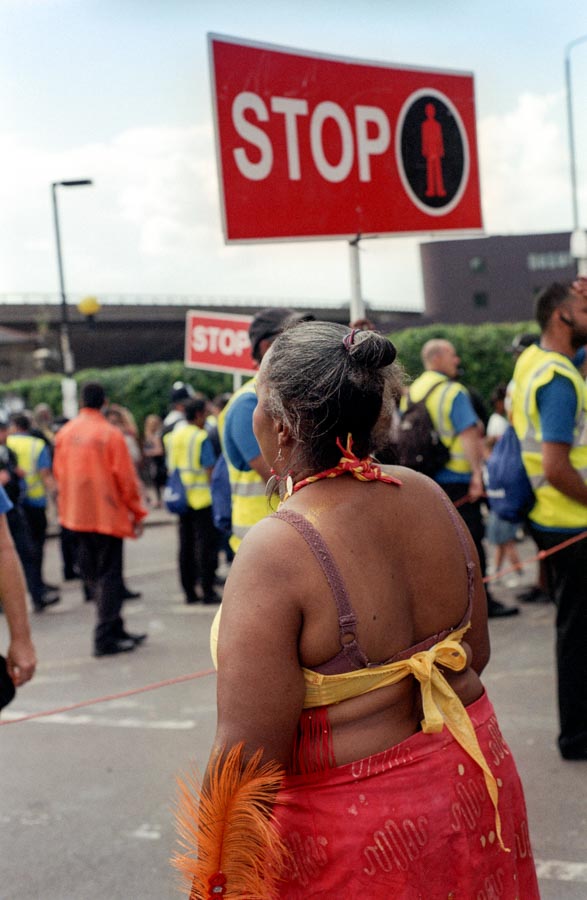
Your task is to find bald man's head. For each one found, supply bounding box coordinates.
[421,339,460,378]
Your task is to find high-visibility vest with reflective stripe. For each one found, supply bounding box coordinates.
[407,371,471,475]
[7,434,47,501]
[218,378,268,552]
[511,343,587,530]
[163,425,211,510]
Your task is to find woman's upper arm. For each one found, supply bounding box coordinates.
[461,526,490,673]
[213,519,306,767]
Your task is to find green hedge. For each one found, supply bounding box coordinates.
[0,362,232,428]
[389,321,539,403]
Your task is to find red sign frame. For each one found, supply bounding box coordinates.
[208,34,482,242]
[184,311,255,374]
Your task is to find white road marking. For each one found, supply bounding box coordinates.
[535,859,587,883]
[1,710,197,729]
[129,823,162,840]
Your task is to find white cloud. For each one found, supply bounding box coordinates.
[478,91,574,233]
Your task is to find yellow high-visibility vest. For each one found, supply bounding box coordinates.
[7,434,47,502]
[163,425,211,510]
[511,343,587,530]
[407,372,472,475]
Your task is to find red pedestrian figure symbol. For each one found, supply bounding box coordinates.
[421,103,447,198]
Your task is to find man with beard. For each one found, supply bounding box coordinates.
[511,279,587,760]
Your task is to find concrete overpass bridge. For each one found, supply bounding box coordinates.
[0,293,423,381]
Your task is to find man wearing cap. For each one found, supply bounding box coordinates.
[218,308,308,553]
[162,382,196,435]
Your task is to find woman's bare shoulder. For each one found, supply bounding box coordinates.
[226,513,312,597]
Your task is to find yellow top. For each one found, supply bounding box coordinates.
[210,611,506,850]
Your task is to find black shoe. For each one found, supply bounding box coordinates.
[42,582,59,594]
[33,594,61,613]
[121,630,147,646]
[516,585,551,603]
[202,590,222,605]
[42,590,60,605]
[121,588,142,600]
[94,638,136,657]
[488,598,519,618]
[185,594,200,604]
[560,746,587,760]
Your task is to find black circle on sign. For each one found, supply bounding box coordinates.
[399,94,465,211]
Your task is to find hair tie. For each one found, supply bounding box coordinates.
[343,329,359,350]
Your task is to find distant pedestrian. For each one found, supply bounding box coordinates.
[7,412,59,606]
[406,339,518,617]
[162,382,195,435]
[164,398,220,605]
[0,417,56,613]
[54,382,148,657]
[484,384,523,588]
[141,414,166,507]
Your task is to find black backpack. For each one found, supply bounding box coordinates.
[393,382,451,477]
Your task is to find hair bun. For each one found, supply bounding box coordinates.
[346,330,397,369]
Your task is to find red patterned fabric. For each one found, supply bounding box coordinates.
[274,693,539,899]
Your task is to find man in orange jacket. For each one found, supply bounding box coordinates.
[54,382,148,657]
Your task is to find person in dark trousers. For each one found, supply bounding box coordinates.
[164,398,220,605]
[407,339,518,618]
[7,413,59,605]
[54,382,148,657]
[511,279,587,759]
[0,417,57,613]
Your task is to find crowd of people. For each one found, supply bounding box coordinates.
[3,280,587,893]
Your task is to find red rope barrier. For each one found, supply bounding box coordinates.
[0,667,216,727]
[482,528,587,584]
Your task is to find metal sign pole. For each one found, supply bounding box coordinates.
[348,235,365,323]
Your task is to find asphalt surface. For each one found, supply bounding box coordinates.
[1,514,586,899]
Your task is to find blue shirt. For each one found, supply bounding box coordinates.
[200,436,217,470]
[0,484,13,514]
[223,392,261,471]
[536,374,578,444]
[435,388,479,485]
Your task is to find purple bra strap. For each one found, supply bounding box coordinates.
[272,509,359,641]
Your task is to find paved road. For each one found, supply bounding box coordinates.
[1,518,586,899]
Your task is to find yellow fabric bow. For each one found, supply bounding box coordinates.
[302,625,508,852]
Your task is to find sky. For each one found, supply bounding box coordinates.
[2,0,587,312]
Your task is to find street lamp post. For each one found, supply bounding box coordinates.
[51,179,93,416]
[565,36,587,276]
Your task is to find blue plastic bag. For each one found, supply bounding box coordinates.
[163,468,188,515]
[484,425,534,523]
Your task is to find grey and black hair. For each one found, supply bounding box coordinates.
[261,321,402,471]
